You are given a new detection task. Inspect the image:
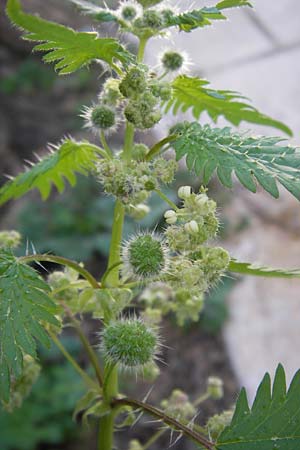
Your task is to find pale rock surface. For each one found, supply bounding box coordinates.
[146,0,300,398]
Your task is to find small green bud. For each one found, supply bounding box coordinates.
[134,9,163,30]
[178,185,192,199]
[119,67,147,98]
[164,209,177,224]
[127,203,150,220]
[206,410,233,440]
[162,51,184,71]
[207,376,224,400]
[102,78,122,106]
[161,389,196,420]
[184,220,199,235]
[91,105,116,129]
[101,318,159,369]
[0,230,21,249]
[140,361,160,381]
[122,233,169,280]
[132,143,149,160]
[3,355,40,412]
[129,439,143,450]
[153,158,177,183]
[141,307,162,325]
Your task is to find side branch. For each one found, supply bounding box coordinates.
[111,397,215,450]
[19,254,101,289]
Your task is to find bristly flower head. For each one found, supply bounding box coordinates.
[122,232,170,281]
[81,103,119,135]
[100,317,160,370]
[116,0,143,23]
[159,48,192,74]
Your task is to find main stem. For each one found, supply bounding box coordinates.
[97,36,148,450]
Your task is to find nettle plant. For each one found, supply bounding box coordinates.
[2,0,300,449]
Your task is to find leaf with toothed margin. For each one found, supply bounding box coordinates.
[0,249,59,402]
[163,1,252,32]
[216,364,300,449]
[0,139,103,204]
[165,76,292,136]
[229,260,300,279]
[170,122,300,200]
[66,0,118,22]
[6,0,134,75]
[216,0,253,10]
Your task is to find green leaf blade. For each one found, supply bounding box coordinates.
[170,123,300,200]
[217,366,300,449]
[168,76,292,136]
[0,249,59,401]
[229,260,300,278]
[216,0,253,10]
[0,139,103,205]
[6,0,133,74]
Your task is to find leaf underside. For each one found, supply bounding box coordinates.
[229,260,300,279]
[166,76,292,136]
[0,250,59,401]
[0,139,102,205]
[171,122,300,200]
[6,0,133,74]
[217,364,300,449]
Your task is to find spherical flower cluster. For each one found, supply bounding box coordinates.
[207,376,224,400]
[122,232,169,281]
[0,230,21,249]
[161,389,196,421]
[100,317,160,370]
[101,78,122,106]
[119,66,147,99]
[165,186,219,253]
[119,65,172,130]
[81,103,119,135]
[96,156,177,206]
[124,91,162,129]
[116,0,143,23]
[3,356,40,412]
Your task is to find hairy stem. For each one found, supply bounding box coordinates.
[19,254,100,289]
[62,304,103,387]
[154,189,178,210]
[48,330,97,389]
[146,135,178,161]
[97,35,149,450]
[111,397,214,450]
[100,131,113,158]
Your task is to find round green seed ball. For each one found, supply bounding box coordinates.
[102,319,158,368]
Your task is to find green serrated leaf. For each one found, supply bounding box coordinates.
[164,7,225,32]
[0,139,103,205]
[229,260,300,278]
[216,0,253,10]
[166,76,292,136]
[164,1,252,32]
[170,122,300,199]
[217,364,300,449]
[0,249,59,401]
[67,0,118,22]
[6,0,134,74]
